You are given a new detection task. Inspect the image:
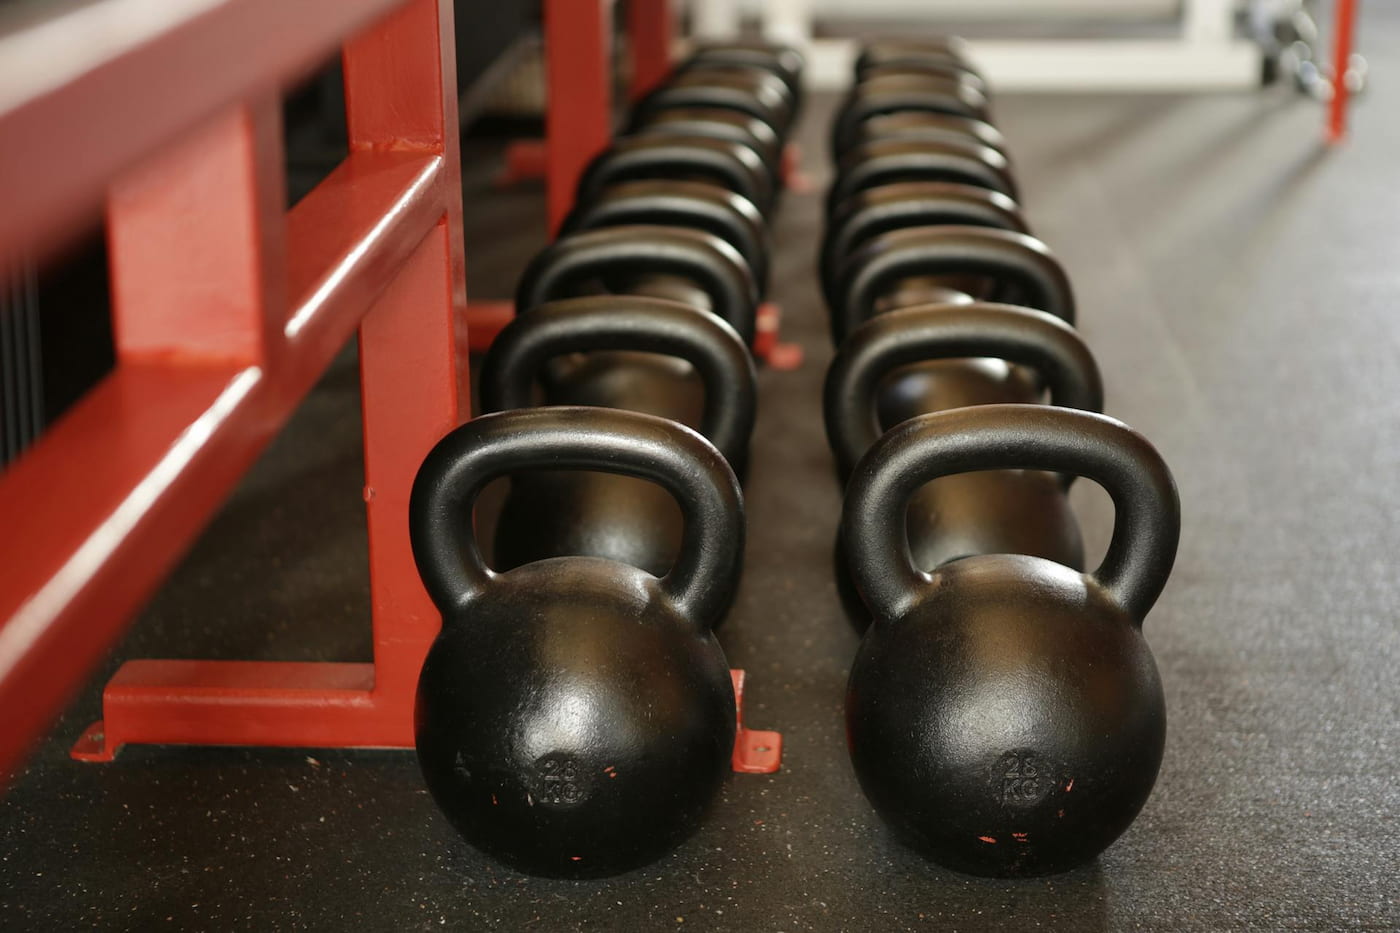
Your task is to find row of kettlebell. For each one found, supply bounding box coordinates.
[821,38,1183,878]
[408,41,805,879]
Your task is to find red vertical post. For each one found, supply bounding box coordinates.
[628,0,674,102]
[1327,0,1358,143]
[544,0,613,235]
[343,0,470,708]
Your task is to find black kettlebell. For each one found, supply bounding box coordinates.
[862,38,971,57]
[860,62,988,94]
[683,41,806,112]
[481,296,756,579]
[560,180,771,299]
[411,406,743,879]
[843,404,1180,877]
[821,182,1028,311]
[831,77,991,161]
[832,226,1074,344]
[575,136,775,217]
[856,38,978,78]
[825,301,1102,577]
[516,225,759,347]
[671,64,797,125]
[845,111,1007,160]
[634,68,793,139]
[628,107,783,180]
[826,138,1018,216]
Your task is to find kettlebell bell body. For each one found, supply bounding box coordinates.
[842,404,1180,877]
[411,406,744,878]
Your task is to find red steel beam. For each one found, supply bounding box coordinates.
[0,0,404,266]
[69,216,465,761]
[543,0,613,234]
[345,0,471,704]
[627,0,674,101]
[1327,0,1358,142]
[0,0,469,776]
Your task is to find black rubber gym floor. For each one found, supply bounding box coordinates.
[3,13,1399,931]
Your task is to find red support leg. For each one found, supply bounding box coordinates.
[1327,0,1358,143]
[730,670,781,774]
[358,219,468,712]
[344,0,472,717]
[628,0,674,102]
[543,0,613,235]
[494,140,548,188]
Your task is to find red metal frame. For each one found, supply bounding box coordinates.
[543,0,615,234]
[1327,0,1359,143]
[0,0,468,777]
[628,0,675,101]
[0,0,781,778]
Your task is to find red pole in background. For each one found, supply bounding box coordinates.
[628,0,675,101]
[543,0,613,234]
[1327,0,1358,142]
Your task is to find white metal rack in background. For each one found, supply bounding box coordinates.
[691,0,1261,91]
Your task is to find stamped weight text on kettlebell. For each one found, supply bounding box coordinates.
[534,754,589,807]
[995,751,1055,808]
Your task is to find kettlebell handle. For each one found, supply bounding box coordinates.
[575,136,775,215]
[820,182,1027,310]
[824,302,1104,480]
[559,181,771,300]
[515,225,758,347]
[409,406,744,629]
[831,81,991,158]
[825,139,1020,215]
[834,226,1074,344]
[478,296,758,466]
[843,404,1179,625]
